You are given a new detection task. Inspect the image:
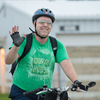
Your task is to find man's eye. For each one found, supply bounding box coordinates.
[37,20,52,26]
[41,22,45,24]
[47,22,51,24]
[40,20,45,23]
[47,22,52,25]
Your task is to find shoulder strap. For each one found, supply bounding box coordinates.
[10,33,33,75]
[49,36,57,59]
[17,33,33,64]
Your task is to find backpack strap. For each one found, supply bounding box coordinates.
[10,33,33,75]
[49,36,57,60]
[17,33,33,63]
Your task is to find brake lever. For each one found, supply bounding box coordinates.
[36,88,53,95]
[36,90,48,95]
[71,86,87,93]
[76,89,87,93]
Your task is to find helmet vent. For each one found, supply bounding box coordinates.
[41,9,43,12]
[49,11,51,13]
[45,9,47,12]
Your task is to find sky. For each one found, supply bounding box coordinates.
[0,0,100,17]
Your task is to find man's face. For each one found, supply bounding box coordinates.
[35,16,52,38]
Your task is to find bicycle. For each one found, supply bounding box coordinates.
[23,81,96,100]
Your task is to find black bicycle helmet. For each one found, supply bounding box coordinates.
[32,8,55,23]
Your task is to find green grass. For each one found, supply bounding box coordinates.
[0,93,10,100]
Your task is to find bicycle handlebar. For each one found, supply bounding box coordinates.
[23,85,86,96]
[23,81,96,96]
[23,87,43,95]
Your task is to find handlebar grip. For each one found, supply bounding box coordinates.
[23,87,43,95]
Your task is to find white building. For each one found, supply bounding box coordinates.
[0,1,100,100]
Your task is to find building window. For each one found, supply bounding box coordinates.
[76,25,79,30]
[60,26,64,31]
[60,25,79,31]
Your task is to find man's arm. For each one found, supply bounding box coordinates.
[60,59,78,83]
[5,45,19,65]
[60,59,86,90]
[5,25,25,65]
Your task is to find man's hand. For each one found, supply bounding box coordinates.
[9,26,25,47]
[73,80,86,90]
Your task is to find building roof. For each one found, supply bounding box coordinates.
[1,1,100,17]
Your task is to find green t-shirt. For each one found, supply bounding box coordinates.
[11,34,69,91]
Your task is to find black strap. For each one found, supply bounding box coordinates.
[10,33,33,75]
[17,33,33,64]
[49,36,57,59]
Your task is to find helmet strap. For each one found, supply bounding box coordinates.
[35,31,47,39]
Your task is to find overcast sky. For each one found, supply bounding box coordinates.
[0,0,100,17]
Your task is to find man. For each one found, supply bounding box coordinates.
[5,8,83,100]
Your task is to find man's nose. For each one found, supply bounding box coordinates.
[44,22,48,26]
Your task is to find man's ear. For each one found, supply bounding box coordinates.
[33,21,36,28]
[33,21,35,27]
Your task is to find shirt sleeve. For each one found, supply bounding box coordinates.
[55,39,69,63]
